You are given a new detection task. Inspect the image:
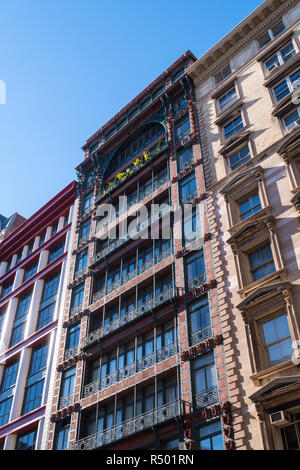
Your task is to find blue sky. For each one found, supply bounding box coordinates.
[0,0,263,219]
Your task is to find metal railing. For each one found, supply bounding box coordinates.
[194,387,219,410]
[69,303,83,318]
[72,399,186,450]
[83,343,176,398]
[181,189,198,205]
[84,291,175,347]
[187,272,207,291]
[189,325,212,346]
[91,247,172,304]
[64,346,79,361]
[58,392,75,410]
[74,266,89,280]
[83,287,176,348]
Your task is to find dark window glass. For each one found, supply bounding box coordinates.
[81,193,93,215]
[22,381,44,415]
[186,251,205,290]
[179,173,197,204]
[177,147,194,172]
[0,398,12,426]
[1,280,13,299]
[198,420,224,450]
[53,419,70,450]
[0,361,19,392]
[74,249,88,277]
[262,314,292,367]
[48,241,65,264]
[71,283,84,309]
[224,115,243,139]
[37,271,61,330]
[51,222,59,236]
[22,344,48,415]
[189,297,211,336]
[193,351,217,396]
[66,323,81,349]
[16,429,37,450]
[10,291,32,347]
[249,243,275,281]
[23,262,38,282]
[175,117,191,142]
[39,233,45,246]
[79,218,91,244]
[28,343,48,376]
[218,87,237,111]
[282,422,300,450]
[239,192,262,220]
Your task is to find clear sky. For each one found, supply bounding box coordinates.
[0,0,263,219]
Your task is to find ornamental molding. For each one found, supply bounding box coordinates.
[189,0,297,85]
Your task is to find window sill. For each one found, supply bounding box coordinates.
[238,267,288,299]
[250,359,295,387]
[219,128,251,156]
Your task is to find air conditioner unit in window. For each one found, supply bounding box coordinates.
[181,134,193,147]
[293,78,300,90]
[270,411,290,427]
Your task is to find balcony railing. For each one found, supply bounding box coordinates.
[72,399,186,450]
[91,247,172,304]
[189,325,213,346]
[64,345,79,361]
[74,266,89,280]
[178,155,194,173]
[181,189,198,205]
[83,343,177,398]
[83,287,176,348]
[69,303,84,318]
[58,392,75,410]
[194,387,219,410]
[187,272,207,291]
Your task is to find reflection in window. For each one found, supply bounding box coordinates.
[262,314,292,367]
[198,420,224,450]
[248,243,275,282]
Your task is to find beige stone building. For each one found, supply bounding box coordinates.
[188,0,300,450]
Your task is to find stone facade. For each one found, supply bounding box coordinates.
[188,0,300,450]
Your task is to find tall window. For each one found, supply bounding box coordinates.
[59,367,76,408]
[53,418,70,450]
[22,343,48,415]
[1,279,13,299]
[79,218,91,244]
[27,242,34,257]
[265,42,296,72]
[179,173,197,204]
[51,221,59,237]
[248,243,275,282]
[48,241,65,264]
[183,205,201,244]
[81,193,93,215]
[70,283,84,314]
[39,232,45,247]
[185,250,205,290]
[15,250,23,266]
[37,271,61,330]
[10,291,32,347]
[177,147,194,172]
[16,429,37,450]
[238,192,262,220]
[189,297,211,344]
[23,261,38,282]
[281,421,300,450]
[74,249,88,278]
[0,360,19,427]
[198,420,224,450]
[223,115,243,139]
[261,314,293,367]
[175,116,191,142]
[65,322,81,352]
[192,352,218,401]
[0,310,4,336]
